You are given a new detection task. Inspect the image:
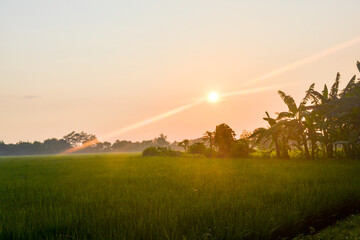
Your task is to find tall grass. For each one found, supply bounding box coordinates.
[0,154,360,239]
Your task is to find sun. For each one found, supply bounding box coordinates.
[208,92,219,102]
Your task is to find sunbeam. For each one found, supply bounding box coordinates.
[61,36,360,154]
[61,85,282,154]
[221,84,292,98]
[61,101,202,154]
[242,36,360,87]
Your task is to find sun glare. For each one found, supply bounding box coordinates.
[208,92,219,102]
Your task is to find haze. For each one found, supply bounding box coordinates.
[1,0,359,143]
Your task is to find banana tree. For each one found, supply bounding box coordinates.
[276,83,315,158]
[251,112,282,158]
[324,65,360,159]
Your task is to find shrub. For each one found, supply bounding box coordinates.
[231,139,252,158]
[188,142,207,154]
[142,147,181,157]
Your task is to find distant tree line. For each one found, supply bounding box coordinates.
[0,132,179,156]
[0,138,71,156]
[2,62,359,159]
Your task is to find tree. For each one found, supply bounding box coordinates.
[178,139,190,152]
[202,131,215,152]
[322,67,360,159]
[112,140,132,152]
[214,123,236,157]
[188,142,206,154]
[63,131,97,147]
[103,141,112,151]
[275,84,315,159]
[231,139,251,158]
[262,112,281,158]
[252,83,315,159]
[309,73,341,158]
[239,130,252,139]
[153,133,170,147]
[251,111,288,158]
[43,138,71,153]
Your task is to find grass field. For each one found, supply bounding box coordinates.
[0,154,360,239]
[295,214,360,240]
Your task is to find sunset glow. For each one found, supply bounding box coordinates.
[1,1,359,145]
[208,92,219,102]
[2,2,360,239]
[62,85,286,153]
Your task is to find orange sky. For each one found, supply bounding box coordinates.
[1,1,360,143]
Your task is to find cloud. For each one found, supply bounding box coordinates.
[21,95,41,99]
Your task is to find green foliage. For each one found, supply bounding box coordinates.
[153,134,170,147]
[278,90,298,114]
[214,123,236,157]
[202,131,215,152]
[330,72,340,100]
[142,147,180,156]
[188,142,207,154]
[1,154,360,239]
[177,139,190,151]
[252,61,360,159]
[295,215,360,240]
[231,139,251,158]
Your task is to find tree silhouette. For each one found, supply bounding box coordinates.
[202,131,215,152]
[251,112,282,158]
[63,131,97,147]
[309,73,342,158]
[178,139,190,152]
[276,84,314,159]
[153,134,170,147]
[214,123,236,157]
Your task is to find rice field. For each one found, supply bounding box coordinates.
[0,154,360,239]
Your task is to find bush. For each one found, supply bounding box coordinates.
[142,147,181,157]
[204,148,216,158]
[188,142,207,154]
[231,139,252,158]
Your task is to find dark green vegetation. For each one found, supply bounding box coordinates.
[142,146,180,156]
[294,215,360,240]
[252,61,360,159]
[174,124,252,158]
[1,154,360,239]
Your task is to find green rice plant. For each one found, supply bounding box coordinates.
[0,154,359,239]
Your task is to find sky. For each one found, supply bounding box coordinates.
[1,0,360,143]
